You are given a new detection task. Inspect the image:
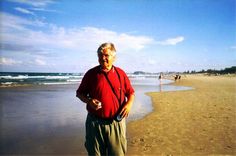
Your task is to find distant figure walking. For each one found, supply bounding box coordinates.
[158,73,163,92]
[158,73,164,84]
[174,74,181,81]
[158,73,163,80]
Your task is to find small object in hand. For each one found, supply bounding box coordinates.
[97,102,102,108]
[116,114,123,121]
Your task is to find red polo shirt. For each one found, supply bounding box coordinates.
[76,65,134,119]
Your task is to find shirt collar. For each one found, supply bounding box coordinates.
[99,65,114,74]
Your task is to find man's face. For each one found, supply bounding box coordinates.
[98,49,115,70]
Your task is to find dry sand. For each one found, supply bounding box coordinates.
[127,74,236,155]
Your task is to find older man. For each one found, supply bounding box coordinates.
[76,43,135,156]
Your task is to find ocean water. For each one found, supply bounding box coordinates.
[0,72,83,86]
[0,72,191,121]
[0,72,192,154]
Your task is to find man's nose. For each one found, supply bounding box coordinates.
[102,55,107,60]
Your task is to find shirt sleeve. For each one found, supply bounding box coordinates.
[76,71,90,97]
[123,72,135,96]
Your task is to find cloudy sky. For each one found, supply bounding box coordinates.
[0,0,235,73]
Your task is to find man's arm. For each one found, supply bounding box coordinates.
[76,93,102,110]
[76,93,90,104]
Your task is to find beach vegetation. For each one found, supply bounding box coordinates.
[184,66,236,75]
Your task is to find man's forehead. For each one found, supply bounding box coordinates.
[101,48,112,54]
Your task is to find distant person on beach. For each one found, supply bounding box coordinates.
[174,74,181,81]
[158,72,163,80]
[76,43,135,156]
[174,75,178,81]
[158,73,163,84]
[158,73,163,91]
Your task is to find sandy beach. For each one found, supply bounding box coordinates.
[1,78,176,155]
[127,74,236,155]
[1,74,235,155]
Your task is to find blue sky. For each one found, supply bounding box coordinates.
[0,0,235,73]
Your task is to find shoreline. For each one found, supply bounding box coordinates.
[127,74,236,155]
[1,74,235,155]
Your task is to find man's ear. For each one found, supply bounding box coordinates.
[113,55,116,62]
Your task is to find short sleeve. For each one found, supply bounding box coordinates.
[123,72,135,96]
[76,71,91,97]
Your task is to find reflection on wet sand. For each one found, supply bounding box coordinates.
[0,79,192,154]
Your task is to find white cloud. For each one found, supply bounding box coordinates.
[35,58,46,65]
[0,12,46,31]
[7,0,55,7]
[0,57,22,65]
[7,0,58,14]
[157,36,184,45]
[147,59,156,65]
[42,26,154,52]
[30,7,59,13]
[14,7,35,15]
[1,13,155,54]
[0,12,157,72]
[230,46,236,50]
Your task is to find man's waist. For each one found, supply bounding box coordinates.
[88,113,115,123]
[87,105,118,119]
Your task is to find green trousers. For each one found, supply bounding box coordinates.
[85,113,127,156]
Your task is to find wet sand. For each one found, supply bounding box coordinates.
[2,80,185,155]
[2,75,235,155]
[0,84,88,155]
[127,74,236,155]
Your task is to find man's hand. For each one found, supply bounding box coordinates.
[119,103,132,118]
[88,98,102,110]
[76,93,102,111]
[119,94,135,118]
